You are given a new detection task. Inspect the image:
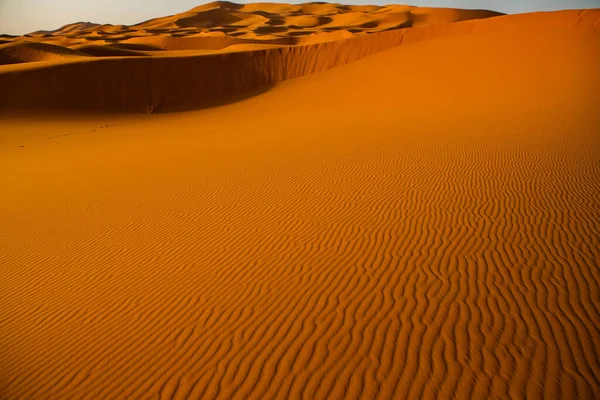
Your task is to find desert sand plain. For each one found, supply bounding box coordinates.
[1,2,600,399]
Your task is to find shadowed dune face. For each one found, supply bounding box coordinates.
[0,2,505,114]
[0,23,478,113]
[2,8,599,115]
[1,7,599,400]
[0,1,505,114]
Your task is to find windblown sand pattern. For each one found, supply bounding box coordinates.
[1,4,600,400]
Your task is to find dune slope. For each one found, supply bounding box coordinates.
[0,13,500,113]
[1,7,600,400]
[0,2,504,114]
[2,9,598,114]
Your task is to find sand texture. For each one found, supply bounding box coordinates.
[1,3,600,400]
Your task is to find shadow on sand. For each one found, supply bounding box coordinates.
[0,51,283,115]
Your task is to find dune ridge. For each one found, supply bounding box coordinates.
[0,22,469,112]
[4,9,596,113]
[0,42,89,65]
[0,2,504,112]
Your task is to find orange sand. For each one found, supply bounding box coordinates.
[0,2,500,113]
[1,3,600,399]
[1,2,500,60]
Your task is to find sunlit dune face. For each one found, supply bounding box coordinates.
[0,2,501,65]
[1,3,599,400]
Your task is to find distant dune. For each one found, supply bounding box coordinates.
[1,3,600,400]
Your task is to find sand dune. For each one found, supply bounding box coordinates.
[0,2,500,63]
[0,2,504,113]
[1,3,600,400]
[0,42,89,65]
[1,9,597,114]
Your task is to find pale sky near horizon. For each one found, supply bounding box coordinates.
[1,0,599,35]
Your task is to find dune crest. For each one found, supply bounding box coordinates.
[0,2,507,113]
[0,42,89,65]
[2,8,599,114]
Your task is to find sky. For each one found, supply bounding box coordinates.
[1,0,599,35]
